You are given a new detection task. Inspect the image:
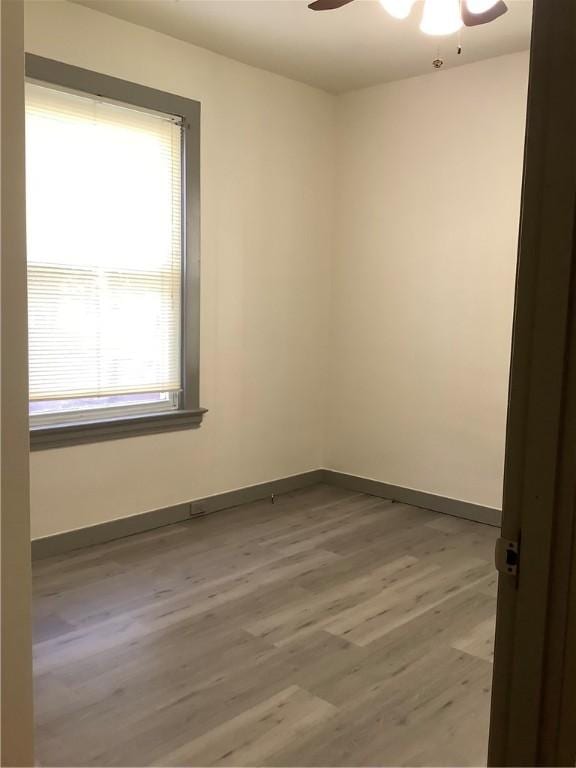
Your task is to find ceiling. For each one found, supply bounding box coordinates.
[73,0,533,93]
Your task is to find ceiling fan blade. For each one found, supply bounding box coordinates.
[308,0,355,10]
[461,0,508,26]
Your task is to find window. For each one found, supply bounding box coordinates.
[25,56,204,449]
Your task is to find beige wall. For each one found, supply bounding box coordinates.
[327,52,528,510]
[1,0,35,762]
[25,0,335,539]
[25,1,528,539]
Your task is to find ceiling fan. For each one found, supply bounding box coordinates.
[308,0,508,35]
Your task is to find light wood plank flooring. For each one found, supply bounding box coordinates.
[33,484,499,767]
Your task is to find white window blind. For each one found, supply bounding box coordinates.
[25,82,183,403]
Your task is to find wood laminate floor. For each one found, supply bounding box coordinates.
[33,484,499,767]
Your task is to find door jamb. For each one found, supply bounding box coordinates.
[488,0,576,763]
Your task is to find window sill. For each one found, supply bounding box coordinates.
[30,408,207,451]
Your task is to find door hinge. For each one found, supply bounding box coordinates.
[495,537,519,577]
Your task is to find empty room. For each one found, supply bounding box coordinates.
[7,0,562,764]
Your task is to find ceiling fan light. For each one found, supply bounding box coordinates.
[465,0,499,12]
[378,0,416,20]
[420,0,463,35]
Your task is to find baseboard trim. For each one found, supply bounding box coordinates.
[32,467,500,559]
[31,470,324,560]
[31,502,191,560]
[321,470,501,527]
[187,470,325,517]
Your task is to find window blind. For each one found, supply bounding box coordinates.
[25,82,183,402]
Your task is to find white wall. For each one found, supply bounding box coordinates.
[328,52,528,510]
[25,1,528,538]
[25,0,335,539]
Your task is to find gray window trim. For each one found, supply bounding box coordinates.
[25,54,205,450]
[30,408,208,450]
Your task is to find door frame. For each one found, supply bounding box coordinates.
[0,0,35,766]
[488,0,576,764]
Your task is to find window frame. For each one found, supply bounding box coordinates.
[25,55,205,450]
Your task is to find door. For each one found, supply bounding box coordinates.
[488,0,576,764]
